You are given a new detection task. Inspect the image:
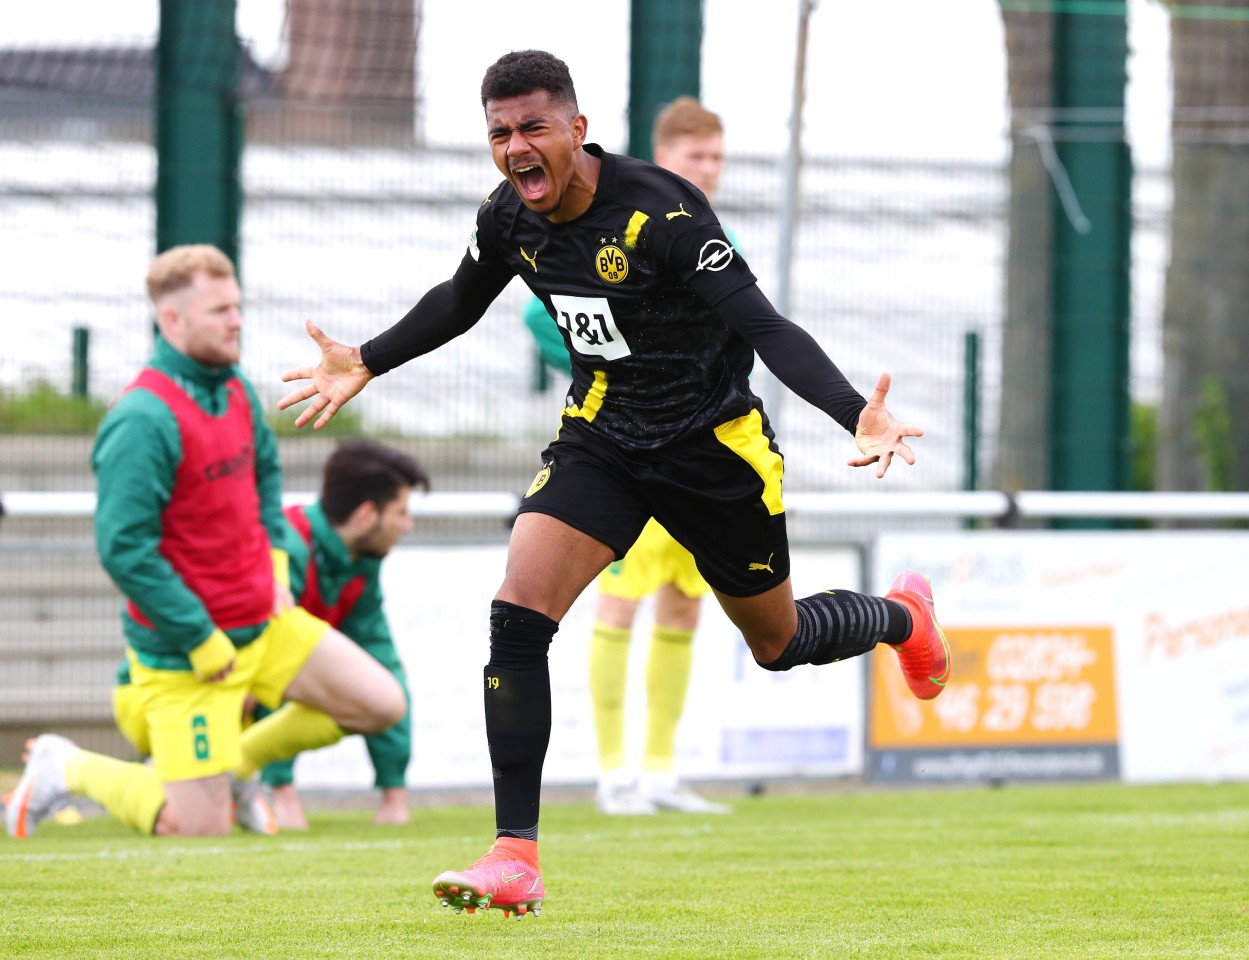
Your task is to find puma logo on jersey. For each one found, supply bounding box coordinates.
[666,202,693,220]
[748,553,775,573]
[520,247,538,272]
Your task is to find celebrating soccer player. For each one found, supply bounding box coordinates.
[279,50,951,919]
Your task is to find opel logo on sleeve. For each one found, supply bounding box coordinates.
[696,239,735,272]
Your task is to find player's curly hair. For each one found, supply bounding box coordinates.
[480,49,578,112]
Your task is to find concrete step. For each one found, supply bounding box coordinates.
[1,655,118,694]
[1,619,123,656]
[0,551,122,622]
[0,620,118,726]
[0,434,539,494]
[1,654,117,699]
[0,554,117,594]
[0,686,113,725]
[0,593,118,621]
[0,725,136,762]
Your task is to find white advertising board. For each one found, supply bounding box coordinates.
[292,544,866,790]
[872,531,1249,784]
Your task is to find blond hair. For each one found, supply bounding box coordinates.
[146,244,235,305]
[652,96,723,153]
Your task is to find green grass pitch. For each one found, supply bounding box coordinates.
[2,781,1247,959]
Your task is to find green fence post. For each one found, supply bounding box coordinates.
[963,330,980,494]
[71,326,90,399]
[155,0,243,266]
[628,0,703,161]
[1048,4,1132,524]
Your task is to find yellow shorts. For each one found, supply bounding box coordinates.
[248,606,327,711]
[113,680,150,757]
[124,606,327,782]
[597,518,710,601]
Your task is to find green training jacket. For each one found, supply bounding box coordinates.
[94,337,285,671]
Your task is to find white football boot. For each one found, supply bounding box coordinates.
[594,769,657,815]
[5,734,79,839]
[230,774,279,835]
[638,771,730,814]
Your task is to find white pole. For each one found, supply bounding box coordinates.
[765,0,817,429]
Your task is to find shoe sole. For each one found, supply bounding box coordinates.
[923,596,952,688]
[915,596,952,697]
[433,876,543,919]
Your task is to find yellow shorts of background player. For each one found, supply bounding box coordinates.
[113,606,327,781]
[597,518,711,602]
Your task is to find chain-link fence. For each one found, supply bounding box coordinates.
[1,0,1244,751]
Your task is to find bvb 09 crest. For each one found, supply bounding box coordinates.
[596,245,628,283]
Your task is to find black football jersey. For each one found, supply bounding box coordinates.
[468,144,760,451]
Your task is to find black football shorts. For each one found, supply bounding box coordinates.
[516,405,791,597]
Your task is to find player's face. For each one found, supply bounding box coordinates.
[161,271,243,367]
[356,486,413,559]
[485,89,588,220]
[655,132,725,203]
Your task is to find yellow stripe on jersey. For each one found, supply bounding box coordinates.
[624,211,649,250]
[713,409,785,515]
[563,369,609,423]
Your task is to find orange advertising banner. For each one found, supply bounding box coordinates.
[870,626,1119,749]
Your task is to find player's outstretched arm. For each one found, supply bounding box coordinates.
[279,319,375,430]
[848,373,924,479]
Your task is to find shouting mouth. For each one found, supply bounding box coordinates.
[512,163,548,202]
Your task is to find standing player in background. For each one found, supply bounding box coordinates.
[5,245,406,841]
[278,51,951,919]
[261,439,429,828]
[565,98,735,816]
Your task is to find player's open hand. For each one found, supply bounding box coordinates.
[848,372,923,478]
[278,319,374,430]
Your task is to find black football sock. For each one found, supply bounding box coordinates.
[484,599,557,841]
[758,590,910,672]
